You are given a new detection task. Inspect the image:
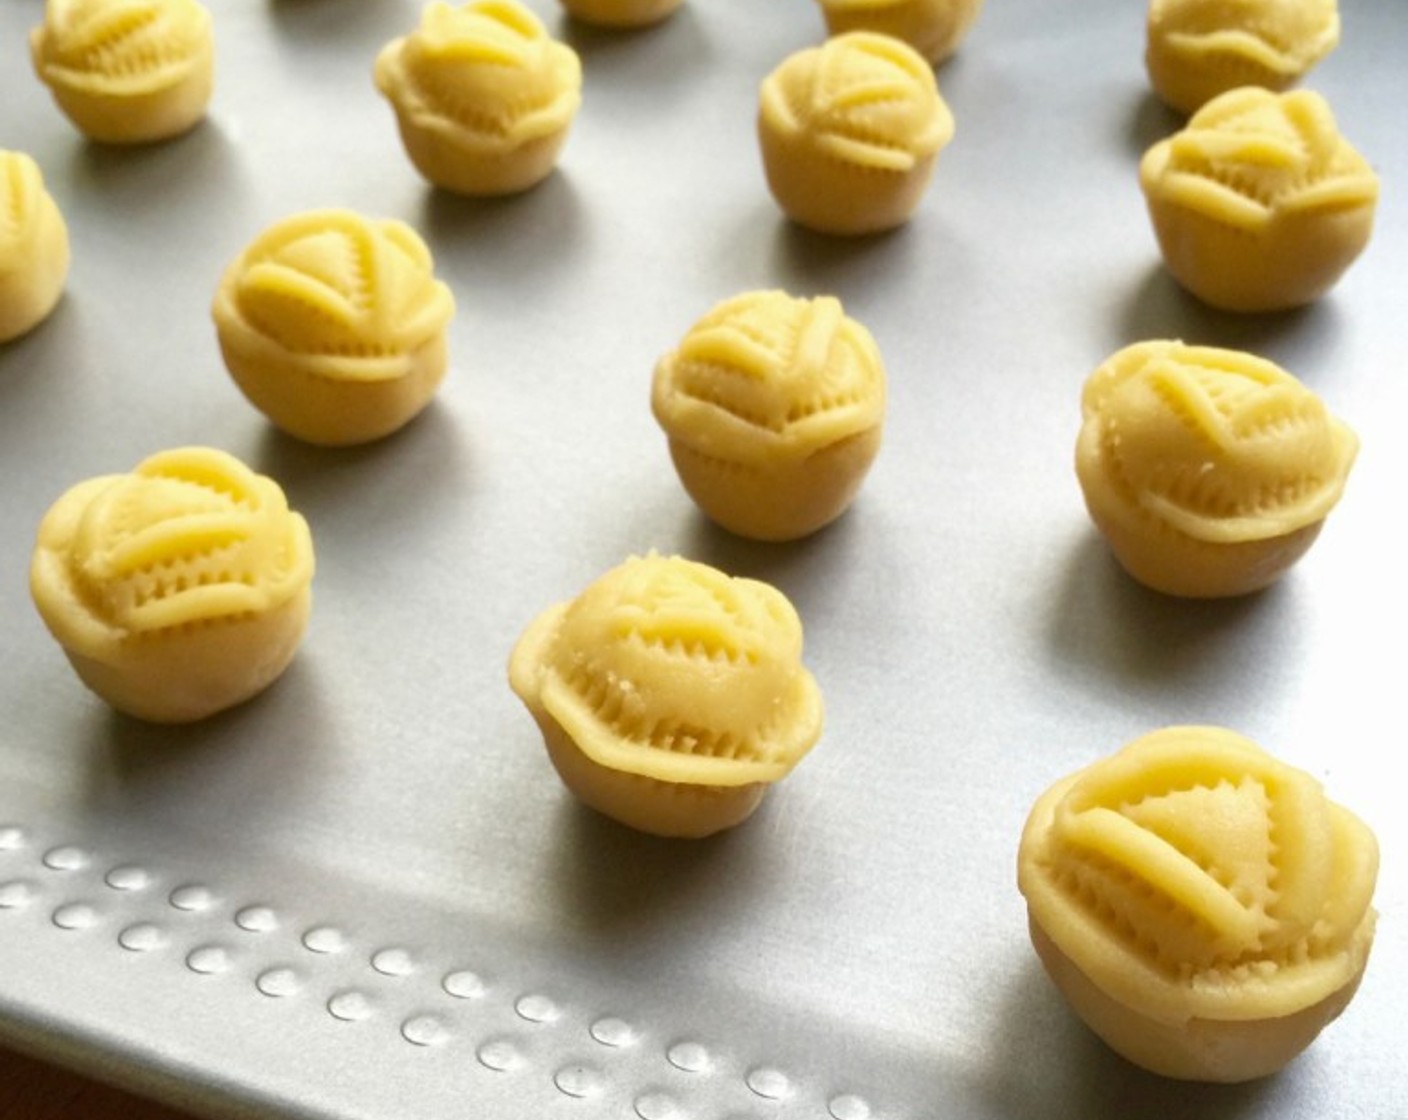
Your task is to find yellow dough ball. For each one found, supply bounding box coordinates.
[1074,341,1357,598]
[374,0,582,196]
[30,0,215,144]
[0,151,70,344]
[30,448,315,723]
[509,553,824,838]
[1146,0,1340,115]
[212,209,456,447]
[1019,726,1378,1082]
[1140,87,1378,312]
[758,32,955,236]
[652,290,886,541]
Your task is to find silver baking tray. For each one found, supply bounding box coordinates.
[2,1,1405,1117]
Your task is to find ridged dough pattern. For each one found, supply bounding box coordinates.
[1139,87,1378,311]
[31,447,313,655]
[374,0,581,193]
[217,210,454,379]
[31,0,212,94]
[1146,0,1339,114]
[1019,726,1377,1028]
[510,553,823,788]
[761,32,953,175]
[653,292,885,467]
[1078,341,1356,546]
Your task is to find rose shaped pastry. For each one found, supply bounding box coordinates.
[1140,87,1378,312]
[557,0,683,28]
[1075,341,1357,598]
[0,151,70,344]
[652,291,886,541]
[758,32,955,235]
[31,448,315,723]
[509,553,824,838]
[30,0,215,144]
[1019,726,1378,1082]
[374,0,582,196]
[814,0,985,65]
[1146,0,1340,115]
[212,209,455,446]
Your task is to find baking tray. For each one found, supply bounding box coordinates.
[2,1,1405,1117]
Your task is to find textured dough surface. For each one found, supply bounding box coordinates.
[1146,0,1339,114]
[758,31,954,235]
[509,553,824,789]
[30,447,315,721]
[1075,340,1356,597]
[1019,726,1377,1080]
[374,0,582,195]
[652,290,886,540]
[212,208,455,445]
[1140,87,1378,311]
[30,0,215,143]
[0,150,71,343]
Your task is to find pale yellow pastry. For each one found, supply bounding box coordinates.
[1019,726,1378,1082]
[558,0,683,28]
[758,32,955,236]
[1140,87,1378,312]
[508,553,824,838]
[1146,0,1340,115]
[374,0,582,196]
[30,0,215,144]
[652,291,886,541]
[0,151,70,344]
[815,0,985,65]
[212,209,456,447]
[30,447,315,723]
[1075,341,1357,598]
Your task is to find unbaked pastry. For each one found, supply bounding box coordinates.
[29,0,215,144]
[509,553,824,838]
[212,209,456,446]
[30,447,315,723]
[558,0,683,28]
[652,290,886,541]
[1019,726,1378,1082]
[1140,87,1378,312]
[815,0,985,65]
[1075,340,1357,598]
[0,151,70,344]
[758,31,955,235]
[1146,0,1340,115]
[374,0,582,196]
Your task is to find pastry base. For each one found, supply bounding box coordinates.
[759,119,937,236]
[61,588,311,724]
[392,113,571,197]
[667,427,883,542]
[1078,474,1324,598]
[532,709,767,839]
[214,320,448,447]
[33,41,214,144]
[1140,144,1377,312]
[1028,917,1364,1083]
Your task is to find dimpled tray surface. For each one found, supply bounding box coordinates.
[1,2,1405,1118]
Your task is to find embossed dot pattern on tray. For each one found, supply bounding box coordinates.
[554,1063,607,1099]
[187,945,235,975]
[590,1015,637,1047]
[169,884,218,912]
[327,990,376,1023]
[234,905,279,933]
[105,865,153,891]
[118,922,169,952]
[442,968,487,999]
[0,880,36,909]
[42,845,89,871]
[51,902,99,930]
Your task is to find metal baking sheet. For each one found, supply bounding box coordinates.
[2,1,1405,1117]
